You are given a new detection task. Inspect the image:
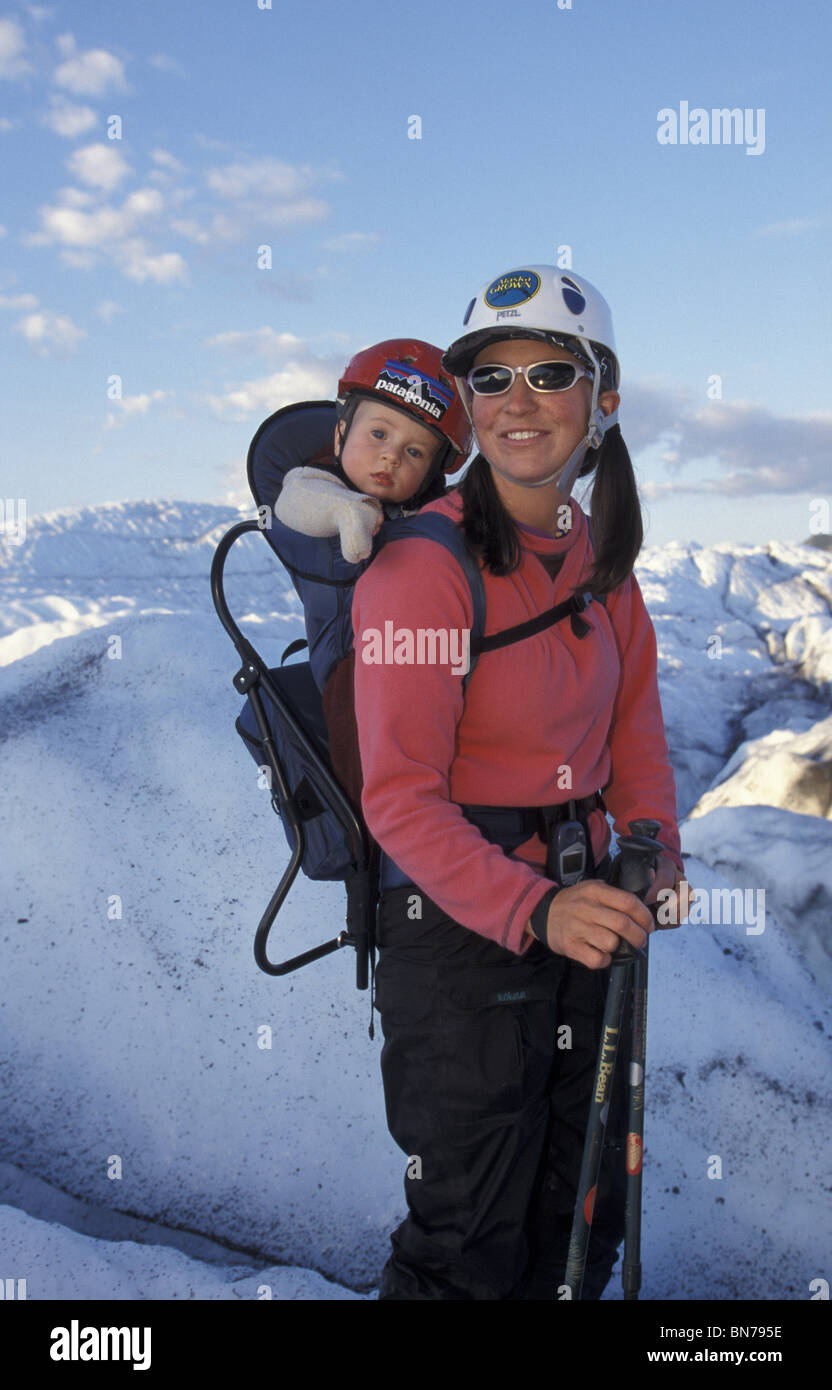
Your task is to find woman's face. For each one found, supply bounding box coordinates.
[470,338,617,490]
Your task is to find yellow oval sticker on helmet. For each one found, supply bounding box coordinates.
[484,270,541,309]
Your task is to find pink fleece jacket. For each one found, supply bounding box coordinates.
[351,491,682,956]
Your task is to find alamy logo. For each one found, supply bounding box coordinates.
[50,1321,151,1370]
[657,102,765,155]
[360,622,470,676]
[657,883,766,935]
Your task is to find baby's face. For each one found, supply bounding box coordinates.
[336,400,441,502]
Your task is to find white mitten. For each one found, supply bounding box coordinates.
[274,467,383,564]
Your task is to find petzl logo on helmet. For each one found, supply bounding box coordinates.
[560,276,586,316]
[374,360,451,421]
[484,270,541,309]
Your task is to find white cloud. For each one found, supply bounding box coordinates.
[170,217,211,244]
[200,157,334,237]
[118,389,167,414]
[122,188,163,218]
[206,362,340,418]
[0,224,5,237]
[15,309,85,356]
[628,388,832,498]
[67,142,131,191]
[206,158,315,201]
[104,388,170,428]
[0,17,31,79]
[33,185,162,248]
[54,44,127,97]
[26,5,55,21]
[35,201,130,248]
[0,116,16,131]
[321,232,380,252]
[615,379,692,455]
[43,96,98,137]
[270,198,330,228]
[176,201,329,245]
[151,147,184,173]
[30,183,186,283]
[116,238,187,283]
[205,327,305,355]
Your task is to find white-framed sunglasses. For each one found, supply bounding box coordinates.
[466,360,591,396]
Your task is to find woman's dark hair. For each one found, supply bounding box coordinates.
[456,424,643,596]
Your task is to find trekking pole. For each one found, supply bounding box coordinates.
[563,819,662,1300]
[616,819,662,1300]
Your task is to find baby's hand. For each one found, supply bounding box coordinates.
[337,496,383,563]
[362,497,384,537]
[274,468,383,561]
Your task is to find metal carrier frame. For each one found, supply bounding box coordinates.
[210,518,375,990]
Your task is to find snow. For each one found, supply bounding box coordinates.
[0,1201,369,1300]
[1,499,830,1300]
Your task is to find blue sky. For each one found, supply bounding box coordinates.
[1,0,830,545]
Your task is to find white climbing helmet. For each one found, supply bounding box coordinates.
[443,265,620,495]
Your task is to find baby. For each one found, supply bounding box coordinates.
[275,338,470,561]
[270,338,472,812]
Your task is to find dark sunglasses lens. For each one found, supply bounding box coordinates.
[527,362,579,391]
[469,365,514,394]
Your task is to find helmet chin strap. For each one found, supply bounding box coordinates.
[457,341,618,496]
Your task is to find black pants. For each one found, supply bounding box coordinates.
[374,874,631,1300]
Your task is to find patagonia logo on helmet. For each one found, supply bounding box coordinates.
[560,275,586,316]
[374,360,451,421]
[484,270,541,309]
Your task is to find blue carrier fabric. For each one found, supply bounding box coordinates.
[246,399,404,695]
[235,513,486,882]
[237,397,605,885]
[236,658,355,881]
[238,399,354,879]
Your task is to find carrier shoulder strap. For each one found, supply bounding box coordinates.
[376,513,486,688]
[481,514,607,649]
[378,511,605,683]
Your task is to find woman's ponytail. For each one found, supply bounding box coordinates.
[576,424,643,595]
[457,455,522,575]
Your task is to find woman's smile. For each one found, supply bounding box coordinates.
[471,339,592,485]
[502,429,547,442]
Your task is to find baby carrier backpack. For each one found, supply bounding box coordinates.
[210,400,606,1005]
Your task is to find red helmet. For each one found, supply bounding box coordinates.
[337,338,472,472]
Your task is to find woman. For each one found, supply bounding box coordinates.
[351,265,689,1300]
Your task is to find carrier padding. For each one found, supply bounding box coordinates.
[247,399,337,512]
